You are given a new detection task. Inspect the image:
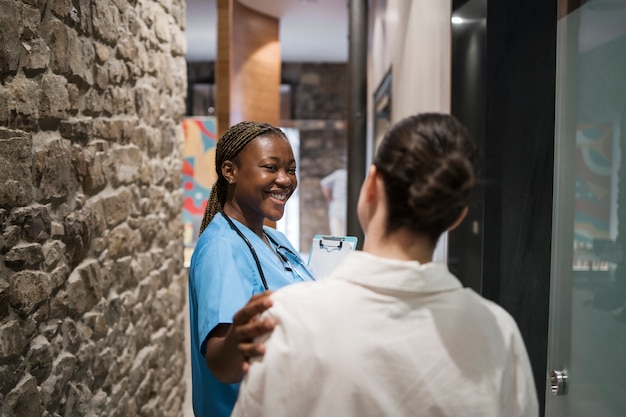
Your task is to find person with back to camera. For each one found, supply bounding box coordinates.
[320,166,348,236]
[231,113,539,417]
[188,121,315,417]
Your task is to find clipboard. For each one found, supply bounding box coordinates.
[306,235,358,280]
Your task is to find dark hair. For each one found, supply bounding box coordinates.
[199,121,288,234]
[373,113,479,244]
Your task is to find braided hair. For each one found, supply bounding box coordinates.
[199,121,288,234]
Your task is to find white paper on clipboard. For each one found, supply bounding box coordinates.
[306,235,358,280]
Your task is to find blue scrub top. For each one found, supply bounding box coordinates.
[188,213,313,417]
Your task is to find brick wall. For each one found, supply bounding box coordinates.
[0,1,188,416]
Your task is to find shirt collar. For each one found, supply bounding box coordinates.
[331,251,462,294]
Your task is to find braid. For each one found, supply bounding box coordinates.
[199,181,226,234]
[199,121,287,235]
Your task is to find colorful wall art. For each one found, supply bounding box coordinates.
[573,123,615,272]
[182,117,217,265]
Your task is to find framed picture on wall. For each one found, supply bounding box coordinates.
[373,68,392,157]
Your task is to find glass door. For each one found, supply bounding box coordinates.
[547,1,626,415]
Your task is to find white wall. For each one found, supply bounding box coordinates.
[368,0,452,262]
[369,0,451,123]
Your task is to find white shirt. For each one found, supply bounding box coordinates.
[232,251,539,417]
[320,168,347,217]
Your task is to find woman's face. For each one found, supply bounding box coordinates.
[230,134,297,224]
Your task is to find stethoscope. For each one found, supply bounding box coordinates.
[222,212,315,291]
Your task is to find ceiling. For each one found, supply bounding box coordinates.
[184,0,626,62]
[184,0,349,62]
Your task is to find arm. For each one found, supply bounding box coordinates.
[321,184,333,202]
[320,172,335,202]
[205,292,276,383]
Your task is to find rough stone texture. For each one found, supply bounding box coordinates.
[1,1,187,416]
[0,128,34,207]
[282,63,347,121]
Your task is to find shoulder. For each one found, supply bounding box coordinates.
[465,290,524,339]
[263,227,295,249]
[195,215,234,248]
[262,226,286,240]
[481,296,517,325]
[320,171,335,184]
[260,280,354,356]
[269,279,348,318]
[190,217,248,269]
[273,280,318,299]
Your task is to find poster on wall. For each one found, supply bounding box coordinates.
[573,123,614,273]
[182,117,217,266]
[373,68,392,161]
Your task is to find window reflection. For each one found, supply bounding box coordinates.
[560,1,626,416]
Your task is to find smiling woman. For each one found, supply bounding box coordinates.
[222,134,298,225]
[187,120,315,417]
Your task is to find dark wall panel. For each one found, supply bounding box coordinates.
[450,0,487,295]
[484,1,557,412]
[452,1,557,413]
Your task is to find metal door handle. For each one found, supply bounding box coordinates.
[550,369,568,396]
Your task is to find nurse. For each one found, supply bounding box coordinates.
[188,121,314,417]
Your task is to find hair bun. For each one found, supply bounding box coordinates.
[374,113,479,242]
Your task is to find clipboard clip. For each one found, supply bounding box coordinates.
[319,236,344,252]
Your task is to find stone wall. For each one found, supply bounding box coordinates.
[0,1,188,416]
[281,63,347,121]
